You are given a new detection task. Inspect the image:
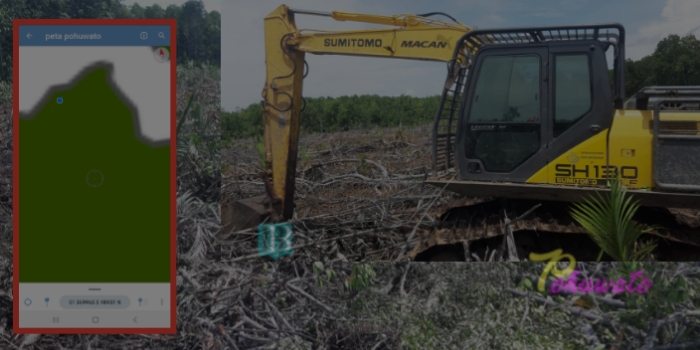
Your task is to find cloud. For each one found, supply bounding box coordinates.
[222,0,454,111]
[529,10,564,18]
[489,14,506,23]
[686,25,700,36]
[627,0,700,60]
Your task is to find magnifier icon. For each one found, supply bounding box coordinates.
[158,32,165,39]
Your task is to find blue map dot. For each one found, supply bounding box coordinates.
[56,97,63,104]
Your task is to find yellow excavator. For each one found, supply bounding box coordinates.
[224,4,700,240]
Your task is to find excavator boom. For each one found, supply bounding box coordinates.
[260,5,472,220]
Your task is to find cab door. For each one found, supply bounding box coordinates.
[456,46,549,182]
[545,41,615,186]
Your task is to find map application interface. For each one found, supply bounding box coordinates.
[15,21,175,332]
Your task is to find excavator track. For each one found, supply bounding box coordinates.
[409,198,700,261]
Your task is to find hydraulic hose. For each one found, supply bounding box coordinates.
[265,34,310,113]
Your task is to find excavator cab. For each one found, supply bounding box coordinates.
[432,24,624,177]
[458,39,612,181]
[428,24,700,208]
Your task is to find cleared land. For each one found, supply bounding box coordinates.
[222,124,700,263]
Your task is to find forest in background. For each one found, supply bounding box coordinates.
[222,33,700,140]
[222,94,441,141]
[0,0,221,83]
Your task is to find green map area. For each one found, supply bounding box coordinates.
[19,65,170,283]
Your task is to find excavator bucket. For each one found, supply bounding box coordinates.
[221,195,270,234]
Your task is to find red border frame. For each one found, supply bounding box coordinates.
[12,19,177,334]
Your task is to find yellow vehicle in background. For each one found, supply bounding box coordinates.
[226,4,700,232]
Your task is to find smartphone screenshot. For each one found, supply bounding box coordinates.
[13,19,176,333]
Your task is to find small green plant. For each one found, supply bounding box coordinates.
[570,176,657,261]
[188,133,202,147]
[220,137,233,150]
[312,261,336,287]
[345,263,376,291]
[617,264,696,333]
[358,153,369,175]
[394,124,406,143]
[318,143,329,151]
[299,148,310,165]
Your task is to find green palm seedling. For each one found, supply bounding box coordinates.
[569,176,656,261]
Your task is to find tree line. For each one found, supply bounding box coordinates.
[223,33,700,140]
[623,34,700,97]
[221,95,442,140]
[0,0,220,83]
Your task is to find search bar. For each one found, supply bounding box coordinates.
[18,25,171,46]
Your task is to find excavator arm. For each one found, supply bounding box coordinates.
[261,5,473,220]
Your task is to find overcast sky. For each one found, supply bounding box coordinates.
[217,0,700,111]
